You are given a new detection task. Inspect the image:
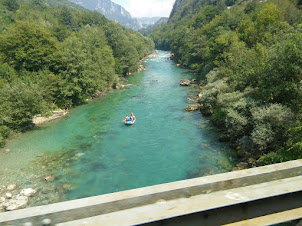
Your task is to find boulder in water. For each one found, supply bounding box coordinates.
[187,96,199,102]
[5,193,12,199]
[180,79,191,86]
[191,78,198,84]
[6,183,17,191]
[20,188,38,197]
[185,104,201,111]
[4,195,28,211]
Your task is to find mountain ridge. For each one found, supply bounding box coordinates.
[68,0,143,30]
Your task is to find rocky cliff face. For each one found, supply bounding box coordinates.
[68,0,143,30]
[138,17,168,35]
[169,0,188,19]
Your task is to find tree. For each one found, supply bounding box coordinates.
[0,81,46,130]
[59,6,73,27]
[104,23,140,74]
[0,21,58,72]
[57,26,116,106]
[257,32,302,110]
[2,0,19,12]
[286,120,302,159]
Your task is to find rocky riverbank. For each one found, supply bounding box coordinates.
[0,184,37,211]
[127,52,157,75]
[33,109,68,125]
[0,148,76,212]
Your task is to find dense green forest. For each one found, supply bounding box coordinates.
[0,0,154,146]
[152,0,302,165]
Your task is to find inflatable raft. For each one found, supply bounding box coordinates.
[125,119,136,125]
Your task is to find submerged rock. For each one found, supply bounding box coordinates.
[75,153,84,157]
[6,183,17,191]
[4,195,28,211]
[37,153,47,158]
[4,149,11,154]
[44,175,54,182]
[20,188,38,197]
[180,79,191,86]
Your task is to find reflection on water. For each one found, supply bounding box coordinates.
[0,51,237,208]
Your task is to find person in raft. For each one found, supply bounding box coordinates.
[125,113,135,122]
[130,113,135,121]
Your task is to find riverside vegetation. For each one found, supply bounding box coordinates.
[0,0,154,146]
[152,0,302,165]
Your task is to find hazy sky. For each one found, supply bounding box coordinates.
[111,0,175,18]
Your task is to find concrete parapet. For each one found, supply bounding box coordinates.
[0,160,301,225]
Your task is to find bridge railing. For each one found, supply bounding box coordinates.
[1,160,302,225]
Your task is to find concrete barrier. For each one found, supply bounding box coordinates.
[0,160,301,225]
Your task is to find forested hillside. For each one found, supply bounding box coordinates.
[152,0,302,165]
[0,0,154,147]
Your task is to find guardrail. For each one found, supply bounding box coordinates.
[1,160,302,225]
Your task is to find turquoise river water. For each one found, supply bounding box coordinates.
[0,51,237,206]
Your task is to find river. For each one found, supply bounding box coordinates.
[0,51,236,207]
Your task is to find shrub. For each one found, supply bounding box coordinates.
[217,91,244,107]
[231,97,257,115]
[199,79,228,112]
[251,123,275,151]
[251,104,294,132]
[250,104,295,151]
[206,69,220,83]
[225,108,248,138]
